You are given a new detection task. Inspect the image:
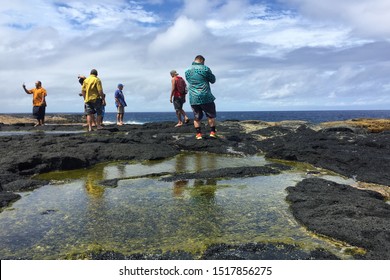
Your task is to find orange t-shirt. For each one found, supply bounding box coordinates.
[28,88,47,106]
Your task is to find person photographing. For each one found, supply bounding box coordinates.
[185,55,217,139]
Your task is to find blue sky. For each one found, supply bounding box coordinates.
[1,0,390,113]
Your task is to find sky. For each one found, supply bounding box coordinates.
[1,0,390,113]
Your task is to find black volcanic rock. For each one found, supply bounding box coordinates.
[286,178,390,259]
[1,119,390,259]
[0,192,21,208]
[256,124,390,186]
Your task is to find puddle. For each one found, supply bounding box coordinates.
[0,153,358,259]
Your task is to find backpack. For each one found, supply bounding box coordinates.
[175,76,187,95]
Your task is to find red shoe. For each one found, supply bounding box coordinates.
[196,133,203,140]
[209,131,217,138]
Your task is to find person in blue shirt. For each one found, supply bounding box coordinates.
[185,55,217,139]
[114,83,127,125]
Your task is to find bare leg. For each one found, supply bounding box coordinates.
[208,118,215,128]
[175,110,183,127]
[118,113,124,125]
[194,119,201,128]
[92,114,97,127]
[35,119,42,127]
[87,114,94,131]
[96,115,103,129]
[181,110,189,123]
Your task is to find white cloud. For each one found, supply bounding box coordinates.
[280,0,390,38]
[181,0,218,20]
[57,1,158,29]
[148,16,204,55]
[1,0,390,113]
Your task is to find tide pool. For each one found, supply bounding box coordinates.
[0,153,359,259]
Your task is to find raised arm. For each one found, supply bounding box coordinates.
[22,83,31,94]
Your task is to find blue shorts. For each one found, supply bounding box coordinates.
[85,99,103,116]
[191,102,216,121]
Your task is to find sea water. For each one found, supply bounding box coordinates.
[100,110,390,124]
[5,110,390,125]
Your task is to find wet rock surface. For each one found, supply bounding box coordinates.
[286,178,390,259]
[86,242,339,260]
[161,165,287,182]
[256,124,390,186]
[0,121,256,196]
[1,117,390,259]
[0,192,21,208]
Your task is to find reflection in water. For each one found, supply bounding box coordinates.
[192,179,217,202]
[195,152,217,172]
[171,154,221,244]
[172,154,219,201]
[85,172,105,198]
[173,180,188,198]
[175,153,188,173]
[173,154,189,198]
[0,153,359,259]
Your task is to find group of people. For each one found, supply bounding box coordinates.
[171,54,217,139]
[77,69,106,131]
[23,54,217,139]
[77,70,127,131]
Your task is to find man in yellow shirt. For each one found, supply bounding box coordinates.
[22,81,47,127]
[81,69,105,131]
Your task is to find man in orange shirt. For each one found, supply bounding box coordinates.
[23,81,47,127]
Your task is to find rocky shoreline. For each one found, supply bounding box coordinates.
[1,114,389,259]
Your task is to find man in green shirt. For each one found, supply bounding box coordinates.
[185,55,217,139]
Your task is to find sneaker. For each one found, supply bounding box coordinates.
[209,131,217,138]
[196,133,203,140]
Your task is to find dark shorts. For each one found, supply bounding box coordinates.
[173,96,185,111]
[117,106,125,114]
[33,106,46,120]
[191,102,216,121]
[85,99,103,116]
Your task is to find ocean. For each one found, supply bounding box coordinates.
[100,110,390,125]
[5,110,390,125]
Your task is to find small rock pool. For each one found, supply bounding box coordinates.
[0,153,359,259]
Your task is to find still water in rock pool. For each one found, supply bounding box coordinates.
[0,153,358,259]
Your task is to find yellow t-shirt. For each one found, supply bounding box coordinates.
[28,88,47,106]
[82,74,103,103]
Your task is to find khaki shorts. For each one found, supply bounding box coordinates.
[117,106,125,114]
